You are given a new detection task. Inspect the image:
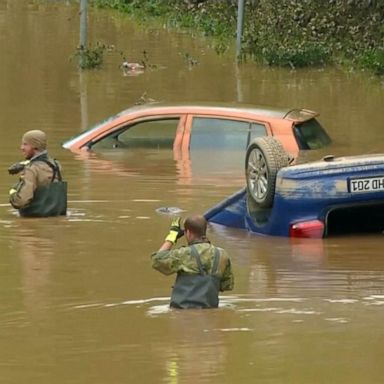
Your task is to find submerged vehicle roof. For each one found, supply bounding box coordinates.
[111,102,319,122]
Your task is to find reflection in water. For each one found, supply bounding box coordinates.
[289,238,326,262]
[11,220,56,319]
[1,1,384,383]
[152,309,230,384]
[79,69,89,132]
[69,146,245,189]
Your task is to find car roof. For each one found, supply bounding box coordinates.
[113,102,318,122]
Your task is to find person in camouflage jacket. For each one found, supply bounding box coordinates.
[151,214,234,309]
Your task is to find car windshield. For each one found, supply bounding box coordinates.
[293,118,331,150]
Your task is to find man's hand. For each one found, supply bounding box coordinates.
[165,217,184,244]
[8,160,30,175]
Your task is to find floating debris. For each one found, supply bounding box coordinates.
[156,207,186,216]
[134,92,157,105]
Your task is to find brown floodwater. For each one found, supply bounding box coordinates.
[0,1,384,383]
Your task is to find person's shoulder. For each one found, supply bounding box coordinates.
[31,159,52,172]
[153,246,190,258]
[175,245,193,256]
[192,242,211,253]
[214,245,230,259]
[209,243,226,252]
[50,157,64,172]
[23,161,40,175]
[44,155,61,166]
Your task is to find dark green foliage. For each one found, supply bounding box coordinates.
[357,48,384,76]
[258,43,330,68]
[92,0,174,18]
[243,0,384,70]
[73,42,107,69]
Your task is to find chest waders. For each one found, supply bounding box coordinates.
[19,159,67,217]
[170,245,221,309]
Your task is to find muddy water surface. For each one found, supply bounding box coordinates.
[0,1,384,383]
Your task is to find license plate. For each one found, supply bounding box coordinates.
[349,176,384,193]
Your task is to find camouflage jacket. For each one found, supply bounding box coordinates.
[9,151,63,209]
[151,241,234,292]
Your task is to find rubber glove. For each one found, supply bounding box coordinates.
[8,160,30,175]
[165,217,184,244]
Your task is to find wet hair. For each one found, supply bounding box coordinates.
[184,214,207,238]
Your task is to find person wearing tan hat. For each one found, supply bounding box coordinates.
[8,130,67,217]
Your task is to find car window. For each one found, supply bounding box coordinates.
[190,117,266,150]
[91,118,180,150]
[249,123,268,142]
[293,118,331,150]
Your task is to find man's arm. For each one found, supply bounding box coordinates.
[151,217,185,275]
[151,248,184,275]
[220,258,234,292]
[158,240,174,252]
[9,167,37,209]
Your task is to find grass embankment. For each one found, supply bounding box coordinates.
[92,0,384,75]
